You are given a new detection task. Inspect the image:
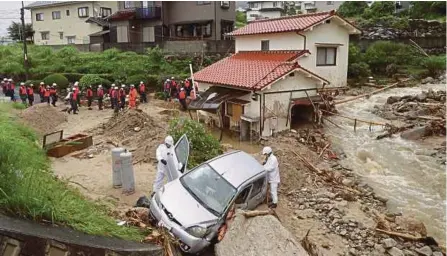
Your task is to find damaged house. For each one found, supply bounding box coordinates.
[190,10,361,138]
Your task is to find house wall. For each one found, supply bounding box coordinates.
[30,1,118,45]
[234,18,351,87]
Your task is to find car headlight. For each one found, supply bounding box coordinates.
[186,225,208,238]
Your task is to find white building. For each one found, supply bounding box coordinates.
[299,1,344,14]
[246,1,285,22]
[25,1,118,45]
[191,11,360,138]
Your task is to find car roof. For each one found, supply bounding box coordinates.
[207,150,265,189]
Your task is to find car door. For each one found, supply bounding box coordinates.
[246,175,267,210]
[233,184,252,210]
[166,134,190,182]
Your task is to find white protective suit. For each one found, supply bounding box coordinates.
[264,153,280,204]
[153,142,182,192]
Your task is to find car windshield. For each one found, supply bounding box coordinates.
[180,163,236,216]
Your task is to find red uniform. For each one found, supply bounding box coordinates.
[97,88,104,97]
[27,87,33,96]
[139,84,145,93]
[19,85,26,96]
[86,88,93,97]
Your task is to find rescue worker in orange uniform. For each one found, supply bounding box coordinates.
[178,87,187,111]
[139,81,147,103]
[39,82,45,103]
[27,84,34,106]
[50,83,58,107]
[43,86,51,105]
[129,84,138,109]
[86,85,94,110]
[119,85,126,111]
[97,85,104,110]
[19,82,27,104]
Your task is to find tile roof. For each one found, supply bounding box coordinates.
[227,11,335,36]
[193,50,311,91]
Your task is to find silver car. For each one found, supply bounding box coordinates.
[149,135,267,254]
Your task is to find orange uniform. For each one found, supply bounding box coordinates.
[129,88,138,109]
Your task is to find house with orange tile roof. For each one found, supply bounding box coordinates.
[190,11,361,139]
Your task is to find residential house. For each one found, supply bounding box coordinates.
[106,1,235,47]
[246,1,285,22]
[25,1,118,45]
[299,1,343,14]
[190,11,360,138]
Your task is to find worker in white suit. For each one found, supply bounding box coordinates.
[262,146,280,209]
[152,136,182,194]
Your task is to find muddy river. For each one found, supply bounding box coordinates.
[324,83,446,242]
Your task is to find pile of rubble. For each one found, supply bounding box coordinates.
[94,110,166,164]
[20,104,67,135]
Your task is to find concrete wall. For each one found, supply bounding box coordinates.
[235,17,351,87]
[30,1,118,45]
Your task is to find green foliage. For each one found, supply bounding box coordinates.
[348,62,371,79]
[43,73,69,90]
[79,74,104,90]
[7,21,34,41]
[236,11,247,28]
[147,74,163,91]
[0,104,144,240]
[363,1,395,19]
[409,1,446,20]
[337,1,368,18]
[63,73,84,83]
[363,41,417,73]
[11,102,27,110]
[24,80,41,86]
[422,55,446,77]
[385,63,399,77]
[168,118,223,168]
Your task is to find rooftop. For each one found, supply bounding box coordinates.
[25,1,75,9]
[227,10,360,36]
[193,50,318,91]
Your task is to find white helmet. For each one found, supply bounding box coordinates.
[180,87,184,91]
[262,146,272,155]
[29,83,33,86]
[52,83,57,86]
[98,85,102,88]
[121,84,125,88]
[130,84,135,87]
[140,81,143,84]
[8,79,12,82]
[114,86,118,90]
[20,82,25,85]
[167,79,170,82]
[111,83,115,87]
[171,77,175,80]
[3,78,7,81]
[164,136,174,148]
[40,82,44,85]
[74,81,79,86]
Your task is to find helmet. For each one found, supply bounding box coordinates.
[29,84,33,86]
[98,85,102,88]
[52,83,57,86]
[40,82,44,85]
[8,79,12,82]
[3,78,6,81]
[130,84,135,87]
[111,83,115,87]
[140,81,143,84]
[46,85,50,89]
[171,77,175,80]
[180,88,184,91]
[167,79,170,82]
[164,136,174,148]
[74,81,79,85]
[20,82,25,85]
[121,84,125,88]
[262,146,272,155]
[114,86,118,90]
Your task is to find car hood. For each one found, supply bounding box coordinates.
[160,179,218,227]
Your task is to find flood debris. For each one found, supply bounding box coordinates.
[20,103,66,134]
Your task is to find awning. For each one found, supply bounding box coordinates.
[89,30,110,37]
[189,86,250,110]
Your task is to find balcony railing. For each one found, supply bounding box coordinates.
[135,7,161,20]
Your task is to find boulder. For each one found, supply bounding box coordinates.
[388,247,405,256]
[432,252,443,256]
[415,246,432,256]
[415,93,427,102]
[342,178,355,187]
[382,238,397,249]
[421,77,434,84]
[215,211,309,256]
[401,127,429,140]
[387,96,401,104]
[395,216,427,236]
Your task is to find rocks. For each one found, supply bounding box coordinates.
[382,238,398,249]
[432,252,443,256]
[421,77,435,84]
[401,127,429,140]
[387,96,401,104]
[342,178,355,187]
[133,127,141,132]
[395,216,427,237]
[415,93,427,102]
[388,247,405,256]
[295,209,316,219]
[375,244,386,253]
[415,246,432,256]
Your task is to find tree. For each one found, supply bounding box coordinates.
[337,1,368,18]
[236,11,247,28]
[7,21,34,41]
[284,2,297,16]
[409,1,446,19]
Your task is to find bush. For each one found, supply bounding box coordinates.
[63,73,84,83]
[348,62,371,79]
[126,74,146,86]
[422,55,446,77]
[147,74,163,91]
[11,102,27,109]
[337,1,368,18]
[43,73,69,90]
[79,74,103,90]
[168,118,223,168]
[25,80,41,86]
[364,41,416,73]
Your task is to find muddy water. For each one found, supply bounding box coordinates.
[324,83,446,242]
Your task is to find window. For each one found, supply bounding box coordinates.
[226,102,233,116]
[67,36,76,44]
[52,11,61,20]
[117,25,129,43]
[41,32,49,40]
[100,7,112,17]
[175,23,212,38]
[317,47,337,66]
[78,7,89,17]
[66,10,70,16]
[261,40,269,51]
[124,1,132,8]
[327,1,334,5]
[249,2,259,8]
[249,14,259,18]
[36,13,43,21]
[273,2,280,7]
[142,1,155,8]
[197,1,211,5]
[59,32,63,39]
[250,177,266,198]
[221,1,230,8]
[235,185,251,204]
[143,26,155,42]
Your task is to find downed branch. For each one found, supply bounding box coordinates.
[372,210,391,231]
[376,124,415,140]
[242,209,281,222]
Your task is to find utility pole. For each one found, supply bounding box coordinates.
[20,1,29,80]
